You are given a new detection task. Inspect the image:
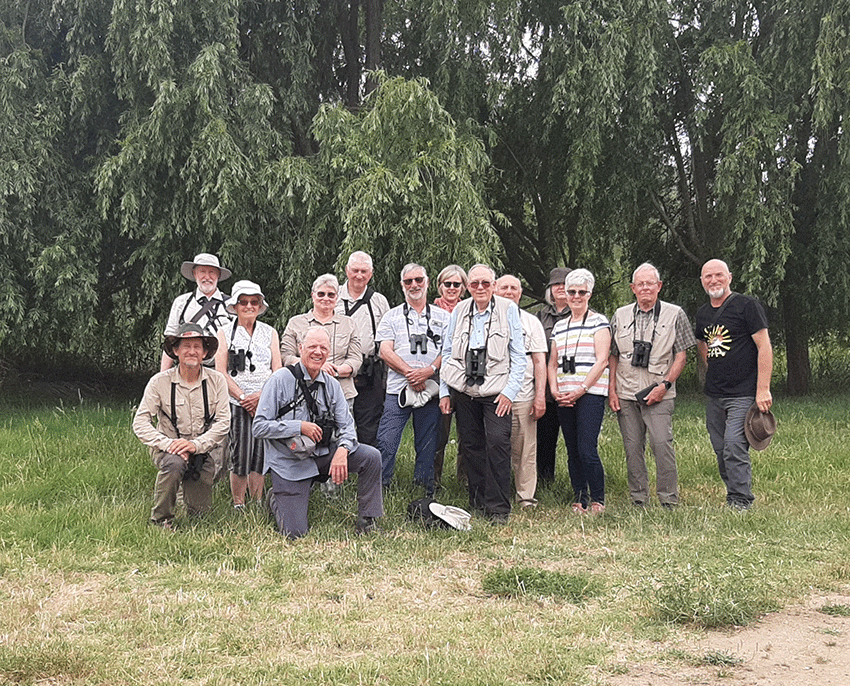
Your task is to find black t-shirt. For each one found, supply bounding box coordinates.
[695,293,768,398]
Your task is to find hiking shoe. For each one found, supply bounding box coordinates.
[589,502,605,515]
[571,503,588,515]
[354,516,381,535]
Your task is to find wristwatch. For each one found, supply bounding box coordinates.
[661,380,672,390]
[239,393,246,400]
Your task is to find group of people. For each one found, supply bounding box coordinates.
[132,251,774,537]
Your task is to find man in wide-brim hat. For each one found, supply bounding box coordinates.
[160,253,233,372]
[134,323,230,529]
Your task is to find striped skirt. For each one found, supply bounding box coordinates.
[229,404,264,476]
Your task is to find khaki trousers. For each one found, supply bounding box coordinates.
[151,451,215,523]
[616,398,678,505]
[510,399,538,506]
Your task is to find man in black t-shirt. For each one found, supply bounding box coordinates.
[695,259,773,510]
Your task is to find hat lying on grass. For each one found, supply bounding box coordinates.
[407,498,472,531]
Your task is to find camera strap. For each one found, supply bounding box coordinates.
[708,292,737,327]
[404,303,440,352]
[631,300,661,345]
[180,293,225,332]
[562,310,588,365]
[277,364,332,423]
[343,286,378,352]
[163,379,213,439]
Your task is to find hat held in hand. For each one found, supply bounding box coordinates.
[744,404,777,451]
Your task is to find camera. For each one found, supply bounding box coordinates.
[183,452,209,481]
[631,340,652,368]
[410,333,429,355]
[465,347,487,386]
[228,349,254,376]
[561,355,576,375]
[315,415,338,447]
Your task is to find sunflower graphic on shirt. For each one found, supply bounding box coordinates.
[704,325,732,358]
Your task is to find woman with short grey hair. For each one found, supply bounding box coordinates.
[547,268,610,514]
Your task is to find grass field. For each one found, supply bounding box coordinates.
[1,391,849,685]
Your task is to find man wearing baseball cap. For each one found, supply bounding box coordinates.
[134,323,231,529]
[159,253,233,372]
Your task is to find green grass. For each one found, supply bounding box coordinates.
[1,392,849,684]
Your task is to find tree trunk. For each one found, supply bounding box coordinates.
[782,287,810,395]
[364,0,381,96]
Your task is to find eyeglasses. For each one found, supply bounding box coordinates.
[567,289,589,297]
[441,281,463,289]
[237,298,261,307]
[633,281,658,289]
[468,280,492,290]
[315,291,337,299]
[403,276,426,286]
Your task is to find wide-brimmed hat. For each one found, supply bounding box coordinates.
[226,280,269,316]
[744,404,777,451]
[429,502,472,531]
[547,267,572,287]
[162,322,219,361]
[180,253,232,282]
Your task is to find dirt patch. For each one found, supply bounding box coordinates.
[606,594,850,685]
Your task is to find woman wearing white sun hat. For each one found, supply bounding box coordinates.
[215,280,281,508]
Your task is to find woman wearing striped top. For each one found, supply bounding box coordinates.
[547,269,611,515]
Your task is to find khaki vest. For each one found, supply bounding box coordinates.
[442,296,514,397]
[611,300,681,400]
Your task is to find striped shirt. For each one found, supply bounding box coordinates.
[550,311,610,396]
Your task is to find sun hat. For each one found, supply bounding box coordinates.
[547,267,572,287]
[162,322,219,361]
[398,380,440,408]
[226,280,269,316]
[744,404,777,451]
[180,253,232,282]
[428,502,472,531]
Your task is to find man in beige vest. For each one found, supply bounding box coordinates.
[608,263,696,507]
[439,264,526,524]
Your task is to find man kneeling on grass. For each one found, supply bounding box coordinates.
[253,327,384,539]
[133,323,231,530]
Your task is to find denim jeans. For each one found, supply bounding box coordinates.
[556,393,606,506]
[377,394,440,493]
[706,396,754,507]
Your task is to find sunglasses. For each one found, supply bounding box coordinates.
[315,291,337,299]
[403,276,426,286]
[441,281,463,289]
[237,298,261,307]
[567,289,589,297]
[468,280,492,290]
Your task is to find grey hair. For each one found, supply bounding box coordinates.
[346,251,373,270]
[631,262,661,283]
[400,263,427,281]
[311,273,340,293]
[468,263,496,281]
[565,268,595,292]
[437,264,467,287]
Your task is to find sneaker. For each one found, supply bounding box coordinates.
[487,512,510,526]
[571,503,588,515]
[589,502,605,515]
[354,516,381,535]
[233,503,246,511]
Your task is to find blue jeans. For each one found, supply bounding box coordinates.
[706,396,754,507]
[377,394,440,493]
[556,393,606,506]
